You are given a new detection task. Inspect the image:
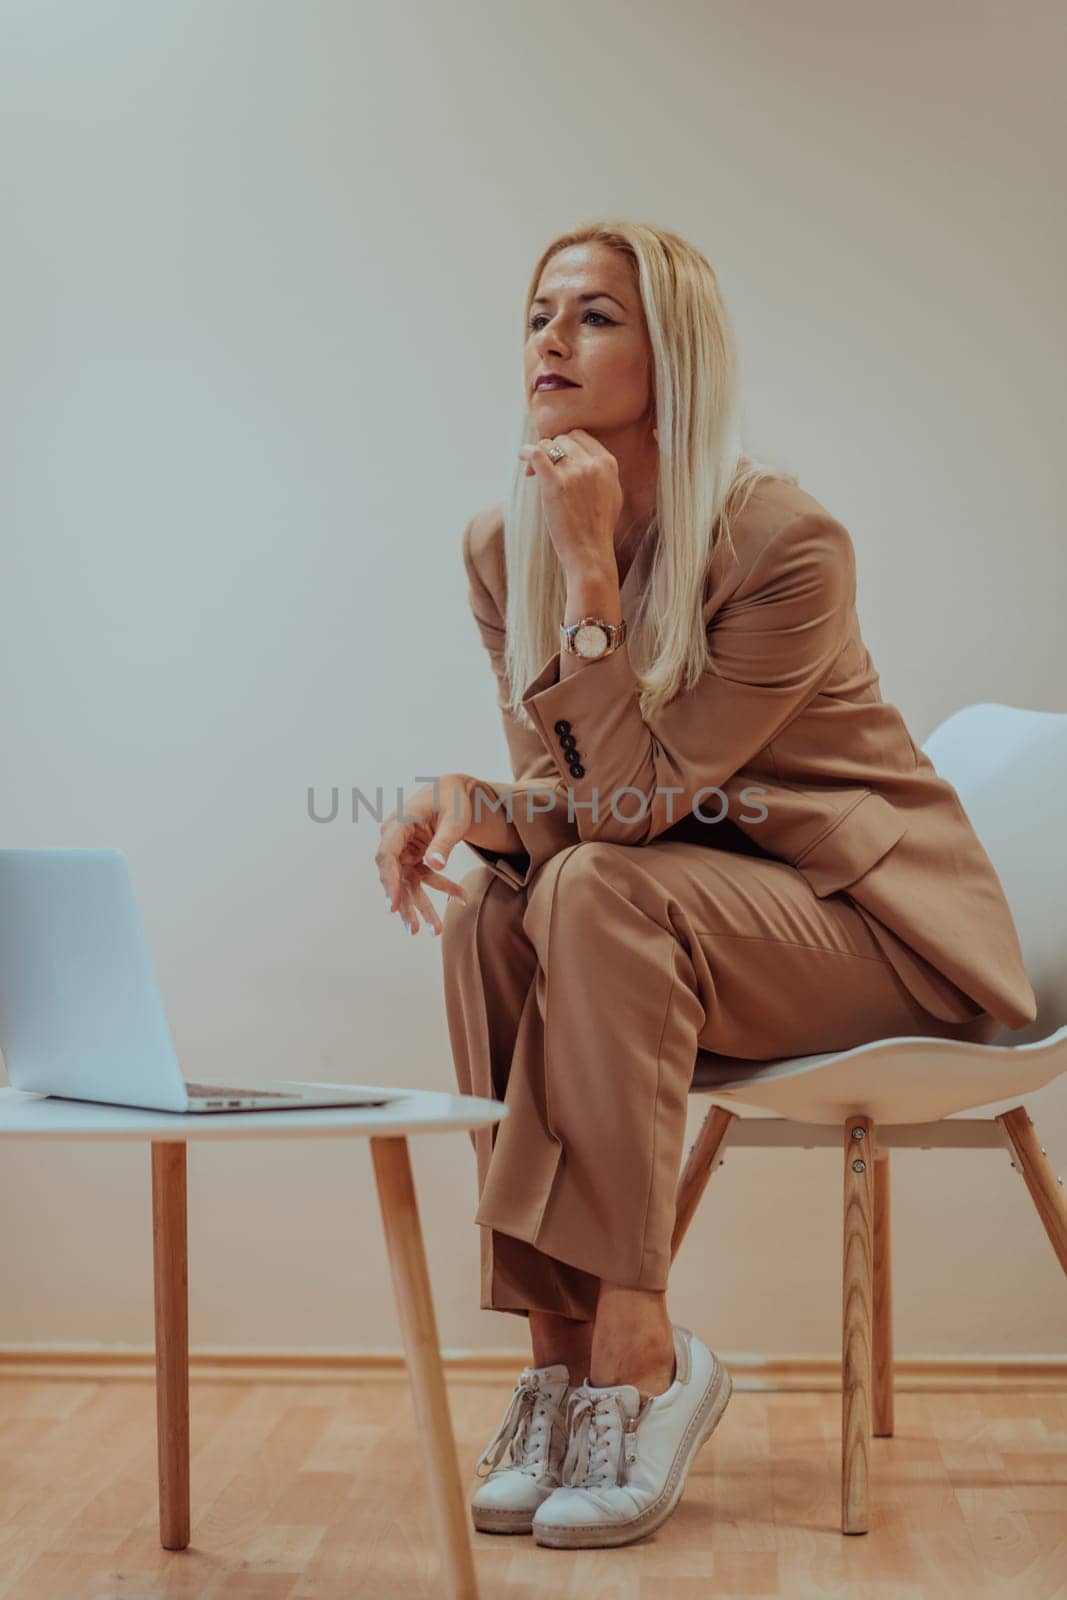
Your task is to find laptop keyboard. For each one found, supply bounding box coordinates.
[185,1081,294,1099]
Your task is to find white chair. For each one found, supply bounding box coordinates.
[674,704,1067,1535]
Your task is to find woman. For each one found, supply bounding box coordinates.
[374,220,1036,1550]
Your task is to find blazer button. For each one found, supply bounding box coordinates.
[568,761,585,778]
[553,719,571,734]
[559,733,576,751]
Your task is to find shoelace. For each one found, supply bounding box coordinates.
[560,1388,643,1488]
[474,1368,560,1479]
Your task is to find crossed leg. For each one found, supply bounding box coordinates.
[441,836,996,1333]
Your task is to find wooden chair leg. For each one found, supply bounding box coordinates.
[671,1104,736,1259]
[370,1135,479,1600]
[997,1106,1067,1273]
[151,1140,190,1551]
[872,1150,894,1438]
[842,1114,875,1535]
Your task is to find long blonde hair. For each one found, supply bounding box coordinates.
[502,219,796,728]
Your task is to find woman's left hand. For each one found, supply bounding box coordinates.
[519,428,622,578]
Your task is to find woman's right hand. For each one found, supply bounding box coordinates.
[376,773,476,936]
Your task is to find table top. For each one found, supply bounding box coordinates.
[0,1083,507,1142]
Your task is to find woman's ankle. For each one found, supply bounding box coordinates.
[528,1310,593,1385]
[588,1282,676,1393]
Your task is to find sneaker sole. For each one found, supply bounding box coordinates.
[470,1502,537,1534]
[531,1353,733,1549]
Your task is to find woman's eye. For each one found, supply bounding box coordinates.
[528,311,613,331]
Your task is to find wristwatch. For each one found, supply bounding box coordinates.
[559,615,627,661]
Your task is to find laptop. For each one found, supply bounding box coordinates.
[0,848,404,1115]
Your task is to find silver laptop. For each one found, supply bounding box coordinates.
[0,848,403,1115]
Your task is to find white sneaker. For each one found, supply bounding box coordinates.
[531,1325,732,1548]
[470,1362,575,1534]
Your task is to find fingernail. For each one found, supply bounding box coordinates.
[425,850,446,867]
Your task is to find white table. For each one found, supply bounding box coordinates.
[0,1082,506,1600]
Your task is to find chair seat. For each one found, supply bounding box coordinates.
[690,1027,1067,1124]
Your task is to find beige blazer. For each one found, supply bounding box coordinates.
[460,476,1037,1031]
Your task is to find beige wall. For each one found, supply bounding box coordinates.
[1,0,1064,1361]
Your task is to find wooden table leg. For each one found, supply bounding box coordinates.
[151,1140,190,1551]
[370,1135,479,1600]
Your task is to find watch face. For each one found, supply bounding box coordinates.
[574,623,609,659]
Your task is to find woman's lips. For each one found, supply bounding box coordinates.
[535,379,578,391]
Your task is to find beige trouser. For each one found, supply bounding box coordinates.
[440,833,998,1323]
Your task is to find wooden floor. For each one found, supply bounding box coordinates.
[0,1374,1064,1599]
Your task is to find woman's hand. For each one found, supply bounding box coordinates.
[519,427,622,578]
[376,773,477,937]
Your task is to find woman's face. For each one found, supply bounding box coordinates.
[525,242,653,438]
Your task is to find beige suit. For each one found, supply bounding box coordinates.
[441,476,1036,1321]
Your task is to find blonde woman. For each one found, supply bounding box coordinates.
[374,220,1035,1549]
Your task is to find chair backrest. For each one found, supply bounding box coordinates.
[922,703,1067,1041]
